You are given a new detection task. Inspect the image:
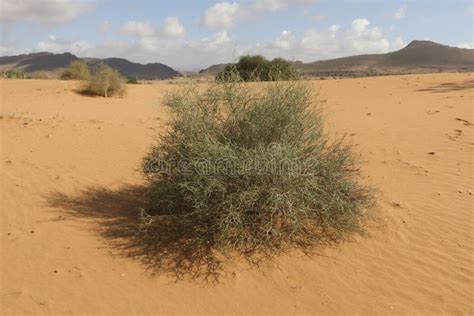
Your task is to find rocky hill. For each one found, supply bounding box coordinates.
[0,52,182,79]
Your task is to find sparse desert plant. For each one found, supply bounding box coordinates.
[2,70,26,79]
[61,60,90,80]
[141,80,372,257]
[82,64,126,97]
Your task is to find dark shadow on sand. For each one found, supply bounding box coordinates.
[417,79,474,93]
[45,184,343,283]
[45,185,224,283]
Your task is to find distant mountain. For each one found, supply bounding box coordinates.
[101,58,181,80]
[198,41,474,78]
[296,40,474,77]
[199,63,230,76]
[0,52,78,74]
[0,52,182,79]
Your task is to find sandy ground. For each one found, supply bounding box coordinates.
[1,73,473,315]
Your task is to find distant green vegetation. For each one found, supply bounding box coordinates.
[216,55,299,82]
[61,60,91,81]
[2,70,26,79]
[126,77,139,84]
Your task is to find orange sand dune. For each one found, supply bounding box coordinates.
[1,73,473,315]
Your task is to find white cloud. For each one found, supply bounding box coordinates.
[351,18,370,33]
[20,15,403,70]
[347,19,390,52]
[190,30,232,52]
[252,0,314,12]
[200,2,245,29]
[162,16,186,38]
[458,43,474,49]
[328,24,340,34]
[252,0,286,11]
[393,5,407,20]
[265,30,297,51]
[120,17,185,39]
[0,0,94,23]
[257,18,400,61]
[200,0,315,29]
[36,35,92,54]
[392,36,405,50]
[49,28,238,69]
[121,21,156,37]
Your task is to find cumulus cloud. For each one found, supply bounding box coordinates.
[135,30,238,68]
[36,35,92,54]
[37,27,237,69]
[392,36,405,50]
[256,18,402,61]
[0,0,95,23]
[200,2,245,29]
[252,0,314,12]
[163,16,186,38]
[200,0,315,29]
[393,5,407,20]
[189,30,232,52]
[16,14,404,70]
[120,17,185,39]
[121,21,156,37]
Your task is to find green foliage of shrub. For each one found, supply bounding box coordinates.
[61,60,90,80]
[82,64,126,97]
[268,57,299,81]
[126,77,139,84]
[2,70,26,79]
[216,55,299,82]
[141,80,372,257]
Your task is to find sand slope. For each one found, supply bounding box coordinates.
[1,74,473,315]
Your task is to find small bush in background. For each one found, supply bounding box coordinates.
[126,77,139,84]
[82,64,126,97]
[2,70,26,79]
[217,55,300,82]
[61,60,90,81]
[268,57,299,81]
[141,80,372,258]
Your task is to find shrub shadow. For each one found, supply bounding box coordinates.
[45,185,224,283]
[417,79,474,93]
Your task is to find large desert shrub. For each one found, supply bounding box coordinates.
[82,64,125,97]
[217,55,299,82]
[142,81,372,256]
[61,60,90,80]
[268,57,299,81]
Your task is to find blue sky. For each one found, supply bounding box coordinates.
[0,0,473,70]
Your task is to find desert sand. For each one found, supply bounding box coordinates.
[1,73,473,315]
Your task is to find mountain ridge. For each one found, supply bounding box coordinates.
[0,52,182,80]
[199,40,474,77]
